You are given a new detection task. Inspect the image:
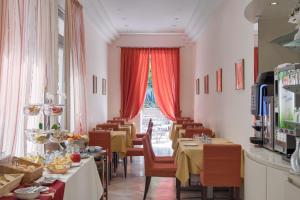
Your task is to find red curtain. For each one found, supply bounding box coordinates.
[121,48,150,119]
[151,48,181,120]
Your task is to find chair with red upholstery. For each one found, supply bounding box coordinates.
[182,122,203,129]
[96,123,119,131]
[107,119,125,125]
[201,144,242,200]
[176,119,194,124]
[88,130,113,180]
[142,137,179,200]
[184,127,214,138]
[145,134,174,163]
[132,123,153,146]
[176,117,191,121]
[113,117,128,121]
[135,118,153,138]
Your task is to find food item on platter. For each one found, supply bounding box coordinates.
[49,155,72,167]
[47,164,69,174]
[67,133,88,142]
[10,164,37,172]
[34,133,50,144]
[23,105,41,115]
[50,130,69,143]
[44,105,64,116]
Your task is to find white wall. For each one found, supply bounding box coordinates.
[84,14,108,130]
[108,34,195,131]
[194,0,254,147]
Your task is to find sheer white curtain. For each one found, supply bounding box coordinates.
[0,0,57,156]
[65,0,88,133]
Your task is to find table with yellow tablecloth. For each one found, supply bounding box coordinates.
[111,131,127,158]
[124,122,136,139]
[174,138,244,184]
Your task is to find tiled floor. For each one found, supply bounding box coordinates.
[108,140,238,200]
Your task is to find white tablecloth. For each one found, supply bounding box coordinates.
[45,157,103,200]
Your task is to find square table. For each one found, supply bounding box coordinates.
[175,138,239,184]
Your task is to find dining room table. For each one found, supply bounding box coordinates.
[174,137,244,185]
[0,156,103,200]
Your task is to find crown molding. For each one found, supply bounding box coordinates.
[83,0,118,43]
[185,0,224,41]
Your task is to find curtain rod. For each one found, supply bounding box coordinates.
[116,46,185,48]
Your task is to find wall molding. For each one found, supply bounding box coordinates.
[83,0,118,43]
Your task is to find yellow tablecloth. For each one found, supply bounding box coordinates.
[124,122,136,139]
[175,138,244,184]
[118,125,132,147]
[111,131,127,158]
[169,123,183,149]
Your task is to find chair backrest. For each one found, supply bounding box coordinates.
[176,117,191,121]
[182,122,203,129]
[142,136,155,176]
[176,119,194,124]
[96,123,119,131]
[146,119,154,138]
[113,117,128,121]
[107,119,125,125]
[185,127,214,138]
[88,130,112,160]
[144,134,156,161]
[202,144,241,187]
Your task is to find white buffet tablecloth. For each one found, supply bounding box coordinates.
[44,157,103,200]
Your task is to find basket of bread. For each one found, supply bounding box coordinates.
[0,157,43,184]
[0,174,24,197]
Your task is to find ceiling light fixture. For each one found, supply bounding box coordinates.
[270,2,278,5]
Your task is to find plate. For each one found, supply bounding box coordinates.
[86,146,102,153]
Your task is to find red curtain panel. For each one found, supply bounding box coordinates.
[120,48,150,119]
[151,48,181,120]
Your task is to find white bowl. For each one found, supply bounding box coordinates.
[14,187,40,200]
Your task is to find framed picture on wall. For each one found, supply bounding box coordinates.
[102,78,107,95]
[196,78,200,95]
[235,59,245,90]
[216,68,222,93]
[92,75,97,94]
[204,75,209,94]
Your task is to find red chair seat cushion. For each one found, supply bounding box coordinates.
[149,162,177,177]
[126,147,144,156]
[132,138,143,145]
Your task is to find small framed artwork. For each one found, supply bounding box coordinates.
[204,75,209,94]
[196,78,200,95]
[92,75,97,94]
[216,68,222,93]
[102,78,107,95]
[235,59,245,90]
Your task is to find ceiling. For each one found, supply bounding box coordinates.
[99,0,224,36]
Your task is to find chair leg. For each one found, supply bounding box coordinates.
[130,156,133,163]
[143,176,151,200]
[176,178,181,200]
[188,173,191,186]
[229,187,234,200]
[234,187,240,200]
[123,157,127,178]
[108,161,112,183]
[202,186,207,200]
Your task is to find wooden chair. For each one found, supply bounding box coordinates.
[182,122,203,129]
[124,147,144,178]
[113,117,128,121]
[184,127,214,138]
[88,130,113,181]
[201,144,242,200]
[176,117,191,121]
[176,119,194,124]
[132,122,153,146]
[96,123,119,131]
[136,118,153,138]
[141,137,179,200]
[107,119,125,125]
[145,134,174,163]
